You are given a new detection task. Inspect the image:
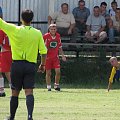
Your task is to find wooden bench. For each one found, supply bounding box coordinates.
[61,35,120,43]
[62,43,120,57]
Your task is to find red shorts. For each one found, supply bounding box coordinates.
[45,57,60,70]
[0,51,12,72]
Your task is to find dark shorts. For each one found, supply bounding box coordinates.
[11,60,36,91]
[113,70,120,83]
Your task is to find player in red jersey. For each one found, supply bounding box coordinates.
[0,30,12,97]
[43,24,66,91]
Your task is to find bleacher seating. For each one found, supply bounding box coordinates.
[61,35,120,57]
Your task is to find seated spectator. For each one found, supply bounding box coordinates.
[108,8,120,43]
[72,0,90,35]
[85,6,107,43]
[100,2,111,36]
[48,3,75,41]
[109,1,118,16]
[100,2,110,23]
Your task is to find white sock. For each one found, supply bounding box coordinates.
[47,85,51,89]
[0,77,4,93]
[54,83,59,86]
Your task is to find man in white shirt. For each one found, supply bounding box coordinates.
[48,3,76,42]
[85,6,107,43]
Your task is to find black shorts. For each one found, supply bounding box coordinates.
[11,60,36,91]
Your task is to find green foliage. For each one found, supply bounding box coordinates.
[35,50,112,86]
[60,57,110,85]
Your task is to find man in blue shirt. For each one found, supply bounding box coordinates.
[72,0,90,35]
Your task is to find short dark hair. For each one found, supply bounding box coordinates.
[61,3,68,8]
[78,0,85,5]
[100,2,107,7]
[21,9,34,23]
[111,1,117,5]
[94,6,100,9]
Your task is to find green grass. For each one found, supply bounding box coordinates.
[1,88,120,120]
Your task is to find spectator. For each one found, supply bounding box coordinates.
[100,2,111,38]
[72,0,90,35]
[48,3,76,42]
[100,2,110,22]
[108,8,120,43]
[85,6,107,43]
[43,24,66,91]
[0,6,2,18]
[109,1,118,16]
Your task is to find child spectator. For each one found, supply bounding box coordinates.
[109,1,118,16]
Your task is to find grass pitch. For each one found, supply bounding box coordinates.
[0,88,120,120]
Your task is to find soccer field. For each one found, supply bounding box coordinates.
[0,88,120,120]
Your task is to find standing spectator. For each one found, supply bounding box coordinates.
[43,24,66,91]
[0,30,12,97]
[0,9,47,120]
[72,0,90,35]
[109,1,118,16]
[85,6,107,43]
[0,6,3,18]
[108,8,120,43]
[48,3,76,42]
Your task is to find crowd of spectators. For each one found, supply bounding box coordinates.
[48,0,120,44]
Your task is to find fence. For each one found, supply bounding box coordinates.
[1,0,120,86]
[0,0,49,33]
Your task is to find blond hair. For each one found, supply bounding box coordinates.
[109,57,117,62]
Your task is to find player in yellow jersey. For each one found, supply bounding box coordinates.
[108,57,120,92]
[0,9,47,120]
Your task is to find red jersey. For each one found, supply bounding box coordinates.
[43,32,62,58]
[0,30,11,51]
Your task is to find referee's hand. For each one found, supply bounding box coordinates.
[37,64,45,73]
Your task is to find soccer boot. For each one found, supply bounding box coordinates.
[4,116,14,120]
[54,84,60,91]
[48,88,51,91]
[0,92,6,97]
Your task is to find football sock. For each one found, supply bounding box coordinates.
[54,83,59,86]
[47,85,51,89]
[54,83,59,88]
[10,96,18,119]
[26,94,34,119]
[0,77,4,93]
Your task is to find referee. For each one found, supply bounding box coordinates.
[0,9,47,120]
